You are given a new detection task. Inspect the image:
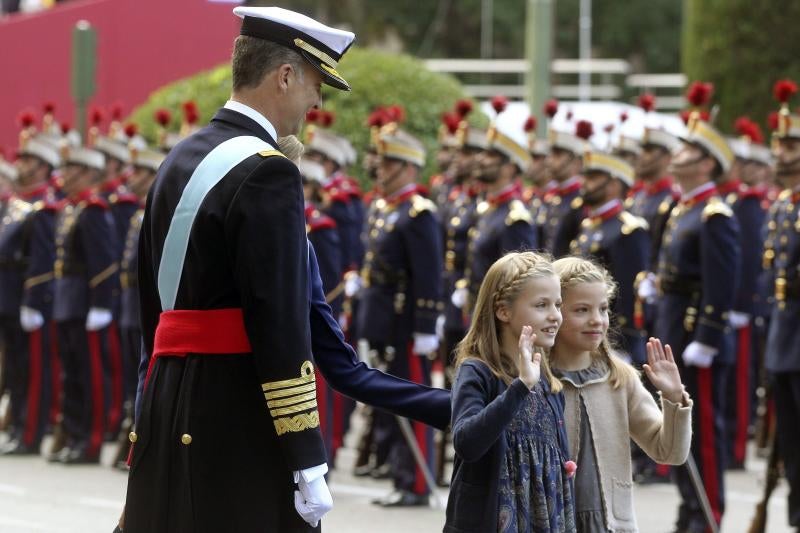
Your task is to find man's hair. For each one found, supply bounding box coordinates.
[231,36,306,91]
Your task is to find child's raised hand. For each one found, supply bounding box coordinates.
[518,325,541,390]
[643,337,684,404]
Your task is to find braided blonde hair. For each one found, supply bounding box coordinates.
[551,256,638,389]
[277,135,305,164]
[455,251,562,392]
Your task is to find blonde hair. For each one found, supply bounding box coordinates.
[455,251,562,393]
[551,256,638,389]
[278,135,305,164]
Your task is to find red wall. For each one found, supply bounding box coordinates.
[0,0,238,152]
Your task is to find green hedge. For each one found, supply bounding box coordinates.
[129,47,486,183]
[682,0,800,134]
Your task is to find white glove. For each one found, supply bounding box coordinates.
[435,314,445,340]
[637,272,658,303]
[682,341,717,368]
[293,464,332,527]
[85,307,113,331]
[344,272,362,298]
[413,332,439,356]
[451,287,468,309]
[20,306,44,332]
[728,311,751,329]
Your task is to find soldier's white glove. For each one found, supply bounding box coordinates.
[435,314,445,340]
[293,464,332,527]
[682,341,717,368]
[728,311,751,329]
[344,271,362,298]
[413,332,439,356]
[20,306,45,332]
[637,272,658,303]
[85,307,113,331]
[451,287,468,309]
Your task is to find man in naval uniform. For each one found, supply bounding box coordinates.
[122,7,449,533]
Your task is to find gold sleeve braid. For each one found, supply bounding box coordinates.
[262,361,320,435]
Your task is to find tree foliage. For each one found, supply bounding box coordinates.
[682,0,800,133]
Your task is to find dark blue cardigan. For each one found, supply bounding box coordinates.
[444,359,571,533]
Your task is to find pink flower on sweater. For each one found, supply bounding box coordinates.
[564,461,577,478]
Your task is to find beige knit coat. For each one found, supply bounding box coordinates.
[560,364,692,532]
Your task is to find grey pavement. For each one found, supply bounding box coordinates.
[0,435,791,533]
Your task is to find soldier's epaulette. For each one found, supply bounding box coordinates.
[657,199,672,215]
[740,187,765,200]
[623,196,634,209]
[409,194,436,217]
[308,214,337,232]
[571,196,584,210]
[701,197,733,221]
[618,211,649,235]
[778,189,792,202]
[258,149,287,159]
[505,199,533,226]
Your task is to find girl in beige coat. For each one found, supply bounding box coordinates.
[549,257,692,532]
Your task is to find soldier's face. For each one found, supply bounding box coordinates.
[128,167,156,199]
[774,138,800,184]
[525,155,548,186]
[14,155,42,186]
[636,146,670,178]
[376,158,407,192]
[436,148,454,171]
[475,151,503,183]
[544,148,575,181]
[556,282,610,355]
[581,171,613,206]
[741,160,771,186]
[496,275,562,350]
[669,142,710,180]
[284,63,323,136]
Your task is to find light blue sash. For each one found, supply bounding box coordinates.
[157,136,273,311]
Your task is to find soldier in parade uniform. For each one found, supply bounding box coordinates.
[113,147,163,469]
[654,97,740,532]
[0,138,60,456]
[542,119,592,256]
[355,128,443,507]
[570,149,649,363]
[50,145,118,465]
[122,8,450,532]
[763,80,800,529]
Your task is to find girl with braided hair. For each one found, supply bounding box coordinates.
[549,256,692,532]
[445,251,576,533]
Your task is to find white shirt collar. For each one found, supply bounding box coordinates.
[224,100,278,142]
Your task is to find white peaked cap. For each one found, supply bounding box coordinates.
[21,137,61,168]
[132,148,166,173]
[66,147,105,171]
[233,6,356,91]
[94,135,131,164]
[307,130,347,167]
[299,159,327,184]
[0,160,18,182]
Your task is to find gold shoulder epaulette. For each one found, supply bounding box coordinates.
[619,211,649,235]
[409,194,436,218]
[505,199,533,226]
[623,197,634,209]
[701,197,734,221]
[571,196,584,210]
[258,149,287,159]
[778,189,792,202]
[476,200,490,215]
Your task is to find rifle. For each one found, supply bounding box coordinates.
[748,432,781,533]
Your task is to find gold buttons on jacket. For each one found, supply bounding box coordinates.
[181,434,192,445]
[128,432,138,443]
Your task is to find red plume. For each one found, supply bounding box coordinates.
[686,81,714,107]
[442,112,461,135]
[319,110,335,127]
[182,101,199,125]
[490,95,508,114]
[17,109,36,128]
[768,111,780,131]
[367,108,387,128]
[110,102,124,121]
[679,110,690,125]
[523,116,537,132]
[543,99,559,118]
[455,99,473,118]
[575,120,594,140]
[385,105,405,124]
[306,109,320,124]
[124,123,138,138]
[619,111,629,123]
[638,93,656,112]
[60,121,71,134]
[154,108,172,127]
[43,101,56,114]
[89,106,105,127]
[603,123,614,134]
[773,79,798,104]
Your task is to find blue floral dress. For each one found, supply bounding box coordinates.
[497,382,576,532]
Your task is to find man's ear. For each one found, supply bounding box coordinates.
[496,304,511,323]
[277,64,293,92]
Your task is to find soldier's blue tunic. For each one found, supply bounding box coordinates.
[541,177,584,257]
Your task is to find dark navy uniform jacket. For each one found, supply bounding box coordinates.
[465,185,538,306]
[305,204,343,316]
[626,176,680,270]
[0,196,34,318]
[763,189,800,373]
[120,207,144,331]
[442,185,479,332]
[571,200,649,363]
[654,185,741,362]
[322,179,356,273]
[52,190,117,322]
[541,178,585,257]
[356,184,443,347]
[19,186,59,318]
